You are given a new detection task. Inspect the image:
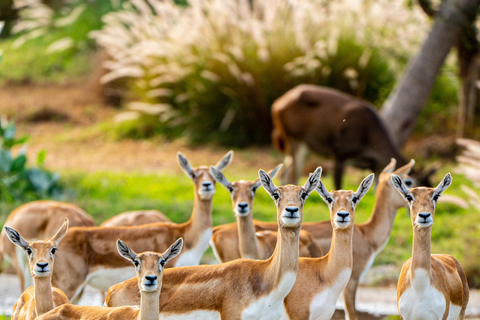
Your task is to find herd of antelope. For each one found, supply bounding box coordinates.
[0,148,470,320]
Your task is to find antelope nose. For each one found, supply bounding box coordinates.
[37,262,48,269]
[337,212,350,220]
[419,212,431,219]
[202,181,212,188]
[145,275,157,282]
[238,202,248,210]
[285,207,299,214]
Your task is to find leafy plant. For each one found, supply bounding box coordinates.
[0,118,62,202]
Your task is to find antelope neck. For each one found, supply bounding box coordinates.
[184,193,213,247]
[237,213,260,259]
[33,276,55,316]
[266,226,300,281]
[361,182,398,249]
[411,226,432,276]
[322,226,353,274]
[138,289,160,320]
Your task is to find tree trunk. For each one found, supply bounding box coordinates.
[381,0,478,147]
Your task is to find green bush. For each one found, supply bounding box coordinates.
[0,118,62,202]
[93,0,439,146]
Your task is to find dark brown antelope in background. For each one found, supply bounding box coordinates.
[272,84,411,189]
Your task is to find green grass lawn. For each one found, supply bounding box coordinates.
[1,165,479,283]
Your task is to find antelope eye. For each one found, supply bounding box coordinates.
[26,248,32,255]
[352,196,358,204]
[160,260,166,267]
[134,260,139,267]
[406,195,413,202]
[51,248,57,254]
[273,193,280,200]
[326,197,333,204]
[433,194,439,201]
[404,179,413,187]
[301,192,308,200]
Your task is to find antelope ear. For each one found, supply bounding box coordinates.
[316,179,332,205]
[210,166,233,192]
[382,158,397,174]
[253,164,283,191]
[215,151,234,171]
[302,167,322,196]
[4,226,29,251]
[50,218,69,247]
[117,240,138,263]
[177,152,195,179]
[259,169,278,199]
[162,238,183,265]
[391,174,410,201]
[434,173,452,196]
[394,159,415,176]
[353,174,374,204]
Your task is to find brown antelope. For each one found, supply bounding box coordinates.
[36,238,183,320]
[271,84,408,189]
[209,165,322,261]
[4,219,70,320]
[210,159,415,320]
[0,201,94,291]
[281,173,374,320]
[106,168,322,320]
[391,173,469,320]
[100,210,170,227]
[50,151,232,302]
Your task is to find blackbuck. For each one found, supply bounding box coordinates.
[36,238,183,320]
[271,84,408,189]
[392,173,469,320]
[213,159,415,320]
[0,201,94,291]
[100,210,170,227]
[4,219,70,320]
[50,151,232,302]
[106,168,322,320]
[209,165,322,262]
[281,174,374,320]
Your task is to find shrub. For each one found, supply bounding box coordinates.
[0,118,62,202]
[92,0,431,146]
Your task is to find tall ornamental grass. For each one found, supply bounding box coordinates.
[92,0,430,146]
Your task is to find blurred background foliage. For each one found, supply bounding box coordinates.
[0,0,460,146]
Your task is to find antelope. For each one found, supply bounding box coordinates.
[4,219,70,320]
[209,164,323,262]
[106,168,322,320]
[0,201,94,291]
[50,151,232,302]
[36,238,183,320]
[206,159,415,320]
[281,173,374,320]
[100,210,170,227]
[271,84,409,189]
[391,173,469,320]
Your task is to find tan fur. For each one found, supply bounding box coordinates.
[213,159,414,320]
[210,168,322,261]
[106,170,321,319]
[100,210,170,227]
[271,84,407,188]
[0,201,94,291]
[5,219,70,320]
[51,152,232,302]
[394,180,469,319]
[37,239,183,320]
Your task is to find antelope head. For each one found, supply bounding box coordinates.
[210,164,282,217]
[259,167,321,229]
[316,174,374,229]
[391,173,452,229]
[177,151,233,200]
[117,238,183,293]
[379,158,417,209]
[4,218,69,279]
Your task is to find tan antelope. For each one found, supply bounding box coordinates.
[209,165,322,262]
[208,159,415,320]
[0,201,94,291]
[271,84,409,189]
[281,173,374,320]
[105,168,322,320]
[50,151,232,302]
[391,173,469,320]
[4,219,70,320]
[36,238,183,320]
[100,210,170,227]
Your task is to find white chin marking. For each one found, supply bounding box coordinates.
[33,271,50,277]
[235,211,249,217]
[199,191,215,200]
[415,221,433,228]
[334,221,350,229]
[141,285,158,292]
[281,217,300,227]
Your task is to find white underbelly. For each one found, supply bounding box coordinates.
[175,229,212,267]
[86,267,136,292]
[159,311,221,319]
